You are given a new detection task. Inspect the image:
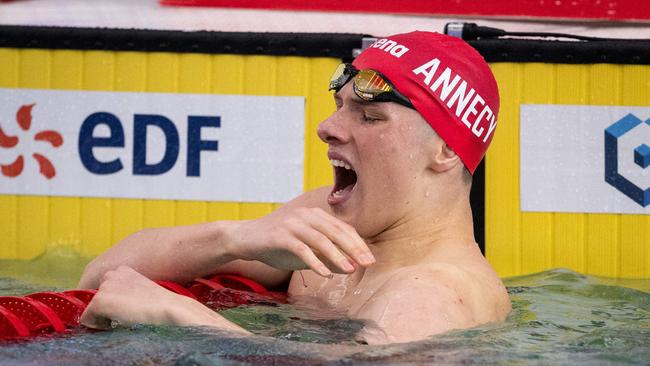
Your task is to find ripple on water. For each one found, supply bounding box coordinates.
[0,255,648,365]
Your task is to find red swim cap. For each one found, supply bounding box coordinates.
[352,31,499,174]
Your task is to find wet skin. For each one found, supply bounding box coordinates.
[78,82,510,344]
[287,84,511,343]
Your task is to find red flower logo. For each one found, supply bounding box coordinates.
[0,104,63,179]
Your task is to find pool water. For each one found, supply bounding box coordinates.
[0,249,649,365]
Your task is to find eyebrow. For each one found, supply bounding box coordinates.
[333,91,372,106]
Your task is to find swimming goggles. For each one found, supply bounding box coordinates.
[328,63,414,109]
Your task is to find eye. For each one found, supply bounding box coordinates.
[362,112,383,123]
[363,114,379,122]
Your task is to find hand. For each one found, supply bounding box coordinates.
[80,266,192,329]
[225,207,375,277]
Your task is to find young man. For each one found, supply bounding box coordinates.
[78,31,511,345]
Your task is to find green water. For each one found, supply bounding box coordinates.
[0,249,649,365]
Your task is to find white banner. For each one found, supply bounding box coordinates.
[0,88,305,203]
[520,104,650,214]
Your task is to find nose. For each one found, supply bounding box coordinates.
[317,109,350,145]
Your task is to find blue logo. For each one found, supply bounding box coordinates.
[78,113,220,177]
[604,114,650,207]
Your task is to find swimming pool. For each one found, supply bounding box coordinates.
[1,249,648,365]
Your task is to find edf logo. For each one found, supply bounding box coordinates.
[78,113,219,177]
[604,114,650,207]
[0,88,305,203]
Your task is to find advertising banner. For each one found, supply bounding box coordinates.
[0,88,305,203]
[520,104,650,214]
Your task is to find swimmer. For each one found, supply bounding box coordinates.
[77,31,511,345]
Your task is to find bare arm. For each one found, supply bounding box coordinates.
[78,221,269,289]
[78,186,372,289]
[79,187,376,334]
[80,265,251,333]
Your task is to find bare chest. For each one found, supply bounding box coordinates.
[287,270,380,315]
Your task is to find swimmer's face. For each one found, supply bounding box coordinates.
[318,82,438,238]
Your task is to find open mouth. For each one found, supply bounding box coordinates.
[329,158,357,204]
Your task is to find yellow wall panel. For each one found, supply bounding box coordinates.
[485,62,522,277]
[143,200,175,229]
[519,63,554,274]
[111,200,143,243]
[551,65,588,274]
[19,49,50,88]
[552,213,585,273]
[211,54,244,94]
[0,48,340,261]
[115,51,146,91]
[178,53,211,93]
[5,46,644,280]
[239,203,273,220]
[0,48,18,86]
[79,198,112,257]
[48,197,81,252]
[147,52,179,92]
[618,65,650,278]
[585,64,621,277]
[79,50,115,257]
[49,51,83,252]
[14,51,50,259]
[0,49,19,259]
[207,202,239,222]
[0,196,17,259]
[486,62,649,279]
[306,58,338,191]
[176,202,208,226]
[83,51,115,90]
[16,196,48,259]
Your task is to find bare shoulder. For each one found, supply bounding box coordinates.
[354,262,510,344]
[404,262,510,321]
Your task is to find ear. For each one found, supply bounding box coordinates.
[430,142,462,173]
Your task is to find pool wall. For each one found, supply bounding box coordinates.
[0,26,648,279]
[486,61,650,279]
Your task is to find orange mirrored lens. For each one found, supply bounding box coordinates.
[354,70,391,100]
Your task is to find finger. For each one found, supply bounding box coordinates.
[80,314,113,330]
[309,209,375,266]
[293,225,355,274]
[317,252,356,275]
[284,240,333,278]
[80,299,112,330]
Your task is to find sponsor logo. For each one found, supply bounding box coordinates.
[0,104,63,179]
[369,38,410,58]
[77,112,220,177]
[520,105,649,214]
[604,114,650,207]
[0,88,304,203]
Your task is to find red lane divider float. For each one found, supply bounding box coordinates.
[0,275,286,340]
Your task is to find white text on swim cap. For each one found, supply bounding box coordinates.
[370,38,410,58]
[412,58,497,143]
